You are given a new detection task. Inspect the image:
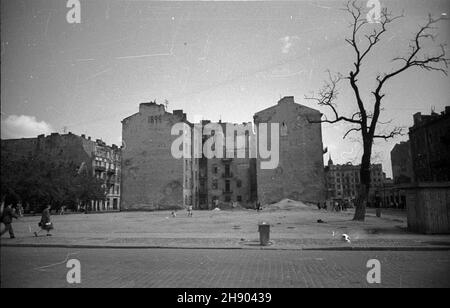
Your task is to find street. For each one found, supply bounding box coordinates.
[1,247,449,288]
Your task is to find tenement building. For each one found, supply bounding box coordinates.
[184,120,257,210]
[391,141,414,184]
[121,96,326,210]
[409,107,450,182]
[1,132,121,211]
[121,101,188,210]
[253,96,325,204]
[324,156,386,205]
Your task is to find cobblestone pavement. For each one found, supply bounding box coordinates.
[2,247,449,288]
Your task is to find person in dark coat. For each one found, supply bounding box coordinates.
[1,204,19,239]
[34,205,54,237]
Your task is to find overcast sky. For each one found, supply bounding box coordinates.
[1,0,449,177]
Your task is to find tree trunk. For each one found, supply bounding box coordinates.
[353,138,372,221]
[353,182,370,221]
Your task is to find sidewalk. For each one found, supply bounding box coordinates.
[1,206,450,251]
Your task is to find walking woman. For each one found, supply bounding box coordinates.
[34,205,54,237]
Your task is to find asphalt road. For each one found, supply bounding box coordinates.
[1,247,449,288]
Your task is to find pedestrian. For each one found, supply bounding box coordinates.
[0,204,19,239]
[187,205,193,217]
[59,205,66,215]
[16,203,24,217]
[317,202,321,210]
[171,210,177,218]
[34,205,54,237]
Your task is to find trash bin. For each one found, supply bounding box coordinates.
[258,222,270,246]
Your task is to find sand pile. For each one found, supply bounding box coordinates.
[264,198,311,211]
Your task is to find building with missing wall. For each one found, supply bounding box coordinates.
[121,96,326,210]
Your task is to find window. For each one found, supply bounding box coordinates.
[225,180,231,192]
[237,196,242,202]
[236,180,242,188]
[225,164,231,176]
[213,166,218,174]
[212,179,218,190]
[281,122,288,136]
[225,196,231,202]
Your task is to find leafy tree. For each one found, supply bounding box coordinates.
[1,153,106,212]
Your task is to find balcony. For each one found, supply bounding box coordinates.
[95,165,106,171]
[222,172,233,178]
[222,190,233,194]
[222,158,233,163]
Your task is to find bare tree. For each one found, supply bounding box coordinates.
[307,0,449,221]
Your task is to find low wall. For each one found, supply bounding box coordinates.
[401,182,450,234]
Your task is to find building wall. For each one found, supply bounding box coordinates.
[409,108,450,183]
[254,96,325,204]
[1,133,94,164]
[121,102,186,210]
[391,141,413,184]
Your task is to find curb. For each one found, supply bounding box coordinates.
[2,243,450,251]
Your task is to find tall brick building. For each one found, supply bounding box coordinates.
[121,102,188,210]
[1,132,121,211]
[390,141,414,184]
[253,96,325,204]
[409,107,450,183]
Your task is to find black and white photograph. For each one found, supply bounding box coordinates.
[1,0,449,292]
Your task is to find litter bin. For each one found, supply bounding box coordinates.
[258,222,270,246]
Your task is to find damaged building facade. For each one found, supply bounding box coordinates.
[183,120,258,210]
[121,96,325,211]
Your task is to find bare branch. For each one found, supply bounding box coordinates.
[373,127,404,140]
[344,3,404,76]
[370,15,449,137]
[376,15,449,91]
[305,71,362,125]
[343,127,362,139]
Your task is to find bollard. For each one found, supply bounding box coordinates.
[258,222,270,246]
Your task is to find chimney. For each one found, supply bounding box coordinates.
[413,112,422,126]
[173,109,186,121]
[278,96,295,104]
[81,134,85,138]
